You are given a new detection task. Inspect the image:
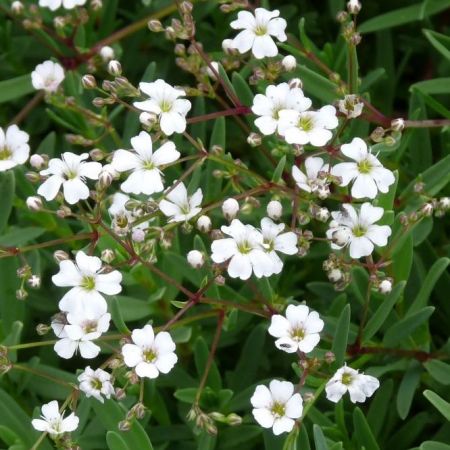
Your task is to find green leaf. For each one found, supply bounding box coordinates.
[210,116,226,149]
[194,336,222,391]
[375,170,398,211]
[313,425,329,450]
[411,78,450,95]
[423,29,450,60]
[352,407,380,450]
[232,72,254,106]
[424,360,450,385]
[391,233,414,282]
[0,75,34,103]
[0,171,15,233]
[0,227,45,246]
[396,362,421,419]
[272,156,286,183]
[218,64,237,105]
[423,390,450,421]
[108,296,130,334]
[332,304,351,366]
[383,306,434,346]
[421,442,450,450]
[106,431,131,450]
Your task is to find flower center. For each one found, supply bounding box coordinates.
[90,377,103,390]
[254,25,268,36]
[271,402,286,418]
[352,225,366,237]
[64,170,78,180]
[160,100,172,113]
[49,418,62,433]
[143,348,157,363]
[263,238,275,252]
[357,159,372,174]
[0,146,12,160]
[298,115,314,131]
[341,372,353,386]
[237,240,252,254]
[142,159,155,170]
[81,275,96,291]
[180,203,191,215]
[83,320,98,334]
[291,327,305,341]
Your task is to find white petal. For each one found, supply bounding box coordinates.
[155,352,177,374]
[135,362,159,378]
[349,237,374,259]
[269,380,294,403]
[132,325,155,347]
[211,238,238,263]
[231,29,255,54]
[252,408,275,429]
[37,175,63,201]
[61,413,79,432]
[154,332,176,353]
[112,149,140,172]
[285,393,303,419]
[52,260,81,287]
[122,343,142,367]
[227,253,252,280]
[250,385,272,408]
[54,338,77,359]
[152,142,180,166]
[286,304,309,326]
[252,35,278,59]
[331,162,359,186]
[79,162,102,180]
[365,225,391,247]
[298,333,320,353]
[325,380,347,403]
[352,174,378,199]
[341,137,368,161]
[272,417,295,435]
[63,178,89,204]
[360,203,384,224]
[131,131,153,160]
[42,400,59,419]
[32,419,50,432]
[274,336,298,353]
[95,271,122,295]
[268,315,290,338]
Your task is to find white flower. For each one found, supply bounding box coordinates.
[30,154,45,169]
[122,324,177,378]
[251,380,303,435]
[111,131,180,196]
[291,156,329,194]
[78,366,114,403]
[26,195,43,211]
[52,250,122,315]
[379,279,392,294]
[251,83,311,135]
[282,55,296,71]
[37,152,102,204]
[134,79,191,136]
[260,217,298,275]
[331,137,395,199]
[211,219,273,280]
[222,198,240,220]
[187,250,204,268]
[268,304,324,353]
[159,182,202,222]
[53,309,111,359]
[326,366,379,403]
[0,125,30,171]
[337,95,363,119]
[230,8,287,59]
[196,215,212,232]
[31,60,65,92]
[99,46,115,61]
[326,203,391,259]
[39,0,86,10]
[32,400,79,435]
[267,200,282,220]
[278,105,338,146]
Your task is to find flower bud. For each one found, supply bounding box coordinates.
[139,112,158,128]
[36,323,50,335]
[115,388,126,400]
[289,78,303,89]
[99,45,115,61]
[206,61,219,79]
[53,250,69,263]
[347,0,361,14]
[247,132,262,147]
[30,154,45,170]
[370,127,385,143]
[324,351,335,364]
[196,215,212,233]
[226,413,242,426]
[282,55,296,71]
[108,60,122,76]
[25,171,41,183]
[187,250,204,268]
[378,279,392,294]
[267,200,283,220]
[439,197,450,210]
[222,38,235,54]
[332,228,351,246]
[98,169,114,189]
[28,275,41,288]
[391,118,405,131]
[11,1,24,14]
[222,198,239,221]
[118,420,131,432]
[101,249,115,263]
[16,288,28,300]
[148,19,163,32]
[316,207,330,222]
[328,268,342,282]
[82,74,97,89]
[91,0,103,10]
[420,203,434,217]
[132,228,146,242]
[26,196,43,211]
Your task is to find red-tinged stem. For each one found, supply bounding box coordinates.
[187,106,252,124]
[404,119,450,128]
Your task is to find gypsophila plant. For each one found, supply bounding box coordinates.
[0,0,450,449]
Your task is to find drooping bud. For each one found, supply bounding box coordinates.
[30,154,45,170]
[222,198,239,221]
[99,46,115,61]
[82,74,97,89]
[267,200,283,220]
[196,215,212,233]
[26,196,43,211]
[282,55,296,72]
[187,250,204,268]
[53,250,69,263]
[107,60,122,76]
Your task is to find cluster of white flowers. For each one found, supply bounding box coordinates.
[0,125,30,172]
[39,0,86,10]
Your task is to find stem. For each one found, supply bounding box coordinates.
[13,364,74,388]
[186,106,252,124]
[404,119,450,128]
[7,340,57,350]
[10,92,45,126]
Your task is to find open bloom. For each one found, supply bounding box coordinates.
[38,152,102,204]
[122,324,177,378]
[251,83,312,135]
[53,250,122,315]
[327,203,391,259]
[32,400,79,435]
[326,366,379,403]
[159,182,202,222]
[78,366,114,403]
[31,60,65,92]
[0,125,30,172]
[211,219,273,280]
[278,105,338,146]
[260,218,298,275]
[268,304,324,353]
[291,157,330,194]
[39,0,86,10]
[251,380,303,435]
[332,137,395,199]
[229,8,287,59]
[134,80,191,136]
[111,131,179,195]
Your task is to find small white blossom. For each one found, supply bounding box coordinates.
[230,8,287,59]
[122,324,177,378]
[282,55,296,71]
[26,196,43,211]
[32,400,79,435]
[251,380,303,435]
[28,274,41,288]
[379,279,392,294]
[0,125,30,171]
[132,228,146,242]
[278,105,338,146]
[31,60,65,92]
[39,0,86,9]
[159,182,202,222]
[291,157,329,194]
[99,46,115,61]
[222,198,240,220]
[206,61,220,79]
[326,366,379,403]
[197,215,212,232]
[332,137,395,199]
[37,152,102,204]
[222,38,234,53]
[251,82,312,135]
[211,219,273,280]
[134,79,191,136]
[267,200,282,220]
[328,268,342,282]
[111,131,179,196]
[327,203,391,259]
[187,250,204,268]
[78,366,114,403]
[269,304,324,353]
[107,60,122,76]
[30,154,45,169]
[52,250,122,315]
[337,95,364,119]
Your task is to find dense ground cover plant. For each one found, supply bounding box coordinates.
[0,0,450,449]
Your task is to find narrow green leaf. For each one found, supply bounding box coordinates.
[0,171,15,233]
[332,304,351,366]
[108,296,130,334]
[396,362,421,419]
[194,336,222,391]
[106,431,131,450]
[210,116,226,149]
[272,156,286,183]
[352,407,380,450]
[0,75,33,103]
[423,390,450,421]
[423,29,450,60]
[231,72,253,106]
[313,425,329,450]
[421,442,450,450]
[410,78,450,94]
[424,360,450,386]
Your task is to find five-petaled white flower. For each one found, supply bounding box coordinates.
[327,203,391,259]
[37,152,102,204]
[211,219,273,280]
[268,304,324,353]
[326,366,379,403]
[260,217,298,275]
[332,137,395,199]
[111,131,179,195]
[278,105,338,147]
[39,0,86,10]
[78,366,114,403]
[229,8,287,59]
[52,250,122,316]
[251,82,312,135]
[291,156,330,195]
[0,125,30,172]
[159,182,202,222]
[122,324,177,379]
[251,380,303,435]
[31,60,65,93]
[134,79,191,136]
[32,400,79,435]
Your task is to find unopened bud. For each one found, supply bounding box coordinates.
[107,60,122,76]
[26,196,43,211]
[420,203,434,217]
[378,279,392,294]
[25,171,40,183]
[282,55,296,72]
[139,112,158,127]
[391,118,405,132]
[222,198,239,221]
[215,275,225,286]
[53,250,69,263]
[221,39,235,54]
[439,197,450,210]
[324,351,335,364]
[16,288,28,300]
[370,127,385,143]
[132,228,146,242]
[289,78,303,89]
[247,132,261,147]
[179,1,193,14]
[336,11,349,23]
[196,215,212,233]
[36,323,50,335]
[99,46,114,61]
[267,200,283,220]
[82,74,97,89]
[226,413,242,426]
[101,249,115,263]
[347,0,361,14]
[98,169,114,188]
[11,1,24,14]
[115,388,126,400]
[30,154,45,169]
[148,19,163,32]
[118,420,131,432]
[187,250,204,268]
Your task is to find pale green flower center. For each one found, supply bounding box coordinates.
[90,377,103,390]
[142,160,155,170]
[81,275,96,291]
[144,348,157,363]
[160,100,172,113]
[271,402,286,418]
[263,238,275,252]
[291,327,305,340]
[297,115,314,131]
[357,159,372,174]
[237,240,252,254]
[0,146,12,160]
[341,372,353,386]
[83,320,98,334]
[352,225,366,237]
[65,170,78,180]
[254,25,268,36]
